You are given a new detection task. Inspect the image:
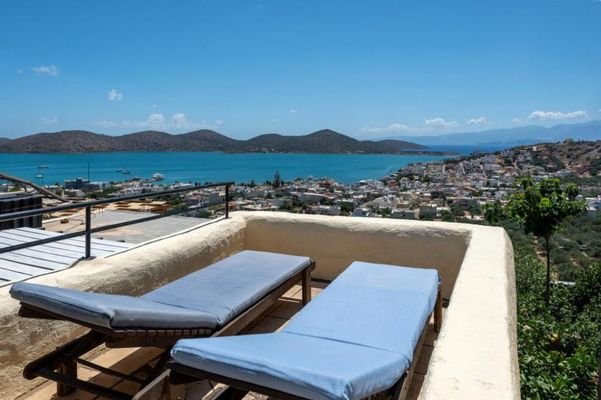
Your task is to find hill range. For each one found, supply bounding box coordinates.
[0,129,427,154]
[390,120,601,146]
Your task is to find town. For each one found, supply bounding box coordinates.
[2,142,599,225]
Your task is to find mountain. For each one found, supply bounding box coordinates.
[390,120,601,146]
[0,130,117,153]
[179,130,240,151]
[239,129,423,153]
[0,129,425,154]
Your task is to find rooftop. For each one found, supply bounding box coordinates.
[0,212,519,399]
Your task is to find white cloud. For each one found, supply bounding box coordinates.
[527,110,588,121]
[466,116,487,126]
[147,113,166,128]
[31,65,59,76]
[40,116,59,124]
[289,109,297,113]
[424,117,458,128]
[95,113,222,131]
[171,113,187,128]
[107,89,124,101]
[362,123,411,134]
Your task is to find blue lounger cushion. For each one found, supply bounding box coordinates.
[10,283,218,329]
[172,333,410,400]
[10,250,312,330]
[284,262,440,358]
[170,262,440,400]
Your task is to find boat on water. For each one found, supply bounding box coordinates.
[122,170,130,175]
[35,174,44,178]
[152,173,165,181]
[116,168,123,172]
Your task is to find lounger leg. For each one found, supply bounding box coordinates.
[434,287,443,333]
[56,359,77,396]
[301,266,312,305]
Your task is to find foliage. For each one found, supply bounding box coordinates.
[194,209,212,218]
[505,177,584,241]
[511,233,600,399]
[590,158,601,176]
[440,209,455,222]
[483,200,505,225]
[501,177,586,304]
[551,214,601,281]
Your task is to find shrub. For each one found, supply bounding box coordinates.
[512,231,600,399]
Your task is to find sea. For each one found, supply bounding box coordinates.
[0,145,506,185]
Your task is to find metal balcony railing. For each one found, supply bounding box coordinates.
[0,181,233,259]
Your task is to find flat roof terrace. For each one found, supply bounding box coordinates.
[0,212,518,399]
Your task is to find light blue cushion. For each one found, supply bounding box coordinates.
[284,262,439,359]
[10,250,312,330]
[143,250,312,326]
[10,282,218,329]
[172,333,409,400]
[170,262,440,400]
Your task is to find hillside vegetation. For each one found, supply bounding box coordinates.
[0,129,425,154]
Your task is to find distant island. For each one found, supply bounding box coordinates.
[0,129,438,154]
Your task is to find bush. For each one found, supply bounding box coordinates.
[512,231,600,399]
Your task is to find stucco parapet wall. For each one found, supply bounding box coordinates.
[0,217,247,399]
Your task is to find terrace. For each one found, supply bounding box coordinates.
[0,211,519,399]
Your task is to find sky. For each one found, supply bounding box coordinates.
[1,0,600,139]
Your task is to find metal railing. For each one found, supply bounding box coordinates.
[0,181,233,259]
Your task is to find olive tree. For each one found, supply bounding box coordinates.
[505,177,585,305]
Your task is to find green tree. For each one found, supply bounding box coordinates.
[440,210,455,222]
[483,200,505,225]
[506,177,585,305]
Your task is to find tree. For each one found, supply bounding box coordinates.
[505,177,585,305]
[440,210,455,222]
[483,200,505,225]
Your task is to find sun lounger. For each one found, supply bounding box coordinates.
[168,261,442,400]
[10,250,314,400]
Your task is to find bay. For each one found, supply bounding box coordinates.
[0,152,452,185]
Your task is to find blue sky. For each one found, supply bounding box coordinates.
[1,0,600,139]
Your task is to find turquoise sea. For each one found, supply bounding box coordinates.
[0,152,452,185]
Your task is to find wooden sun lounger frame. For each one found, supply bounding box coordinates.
[15,260,315,400]
[168,286,443,400]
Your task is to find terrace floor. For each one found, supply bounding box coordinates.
[18,281,442,400]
